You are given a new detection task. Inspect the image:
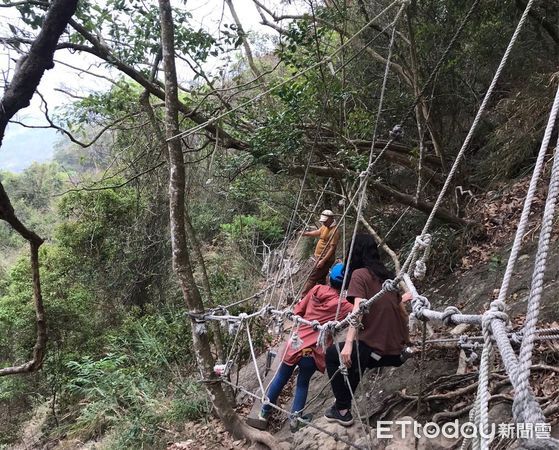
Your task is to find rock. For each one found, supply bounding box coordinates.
[553,423,559,440]
[382,416,458,450]
[518,254,530,263]
[488,402,512,424]
[450,323,471,336]
[291,415,463,450]
[384,416,417,450]
[418,434,458,450]
[355,433,386,449]
[291,417,370,450]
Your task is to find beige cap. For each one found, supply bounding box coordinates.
[319,209,334,222]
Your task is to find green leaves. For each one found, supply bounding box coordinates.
[221,214,283,244]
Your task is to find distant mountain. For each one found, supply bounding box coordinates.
[0,126,60,173]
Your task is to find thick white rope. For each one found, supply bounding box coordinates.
[244,317,268,402]
[494,83,559,319]
[515,132,559,425]
[467,79,559,450]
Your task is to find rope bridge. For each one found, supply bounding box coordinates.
[191,0,559,448]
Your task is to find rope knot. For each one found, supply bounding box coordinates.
[273,318,284,335]
[466,350,479,365]
[490,299,506,312]
[227,319,240,335]
[510,329,524,346]
[283,310,294,321]
[414,260,427,280]
[382,279,399,292]
[415,233,432,249]
[347,314,362,329]
[457,334,469,348]
[482,300,509,331]
[412,295,431,320]
[194,321,207,335]
[338,364,349,377]
[238,312,249,321]
[317,321,338,351]
[190,312,208,335]
[389,124,404,140]
[441,306,461,327]
[290,332,303,350]
[310,320,321,331]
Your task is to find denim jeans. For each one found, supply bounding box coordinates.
[326,341,403,410]
[262,356,317,414]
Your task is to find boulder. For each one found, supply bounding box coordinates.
[291,416,460,450]
[488,402,512,424]
[291,417,371,450]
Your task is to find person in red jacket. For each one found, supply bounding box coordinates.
[257,263,352,432]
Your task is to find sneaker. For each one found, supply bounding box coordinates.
[258,408,271,421]
[247,409,269,430]
[289,413,313,433]
[324,405,354,426]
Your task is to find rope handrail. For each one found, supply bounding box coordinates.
[183,1,559,447]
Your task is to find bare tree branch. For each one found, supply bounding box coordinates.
[0,0,79,377]
[0,36,95,56]
[225,0,263,80]
[287,164,474,229]
[67,18,248,151]
[52,58,119,85]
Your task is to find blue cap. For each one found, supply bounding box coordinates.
[329,262,344,287]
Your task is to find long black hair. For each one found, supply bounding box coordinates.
[344,233,394,288]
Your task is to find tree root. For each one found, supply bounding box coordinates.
[235,421,279,450]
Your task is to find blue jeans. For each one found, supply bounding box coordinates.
[262,356,317,414]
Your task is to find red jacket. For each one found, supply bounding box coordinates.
[282,284,353,372]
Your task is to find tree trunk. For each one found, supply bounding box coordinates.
[184,213,228,365]
[406,3,447,172]
[157,1,277,447]
[0,0,79,143]
[139,91,228,364]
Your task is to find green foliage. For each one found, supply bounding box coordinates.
[0,257,36,363]
[0,163,63,252]
[57,308,204,446]
[474,74,556,184]
[221,214,283,244]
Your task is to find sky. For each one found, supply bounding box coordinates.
[0,0,302,172]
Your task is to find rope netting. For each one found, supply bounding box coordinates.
[190,0,559,448]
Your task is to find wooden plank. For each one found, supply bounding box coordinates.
[246,342,287,429]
